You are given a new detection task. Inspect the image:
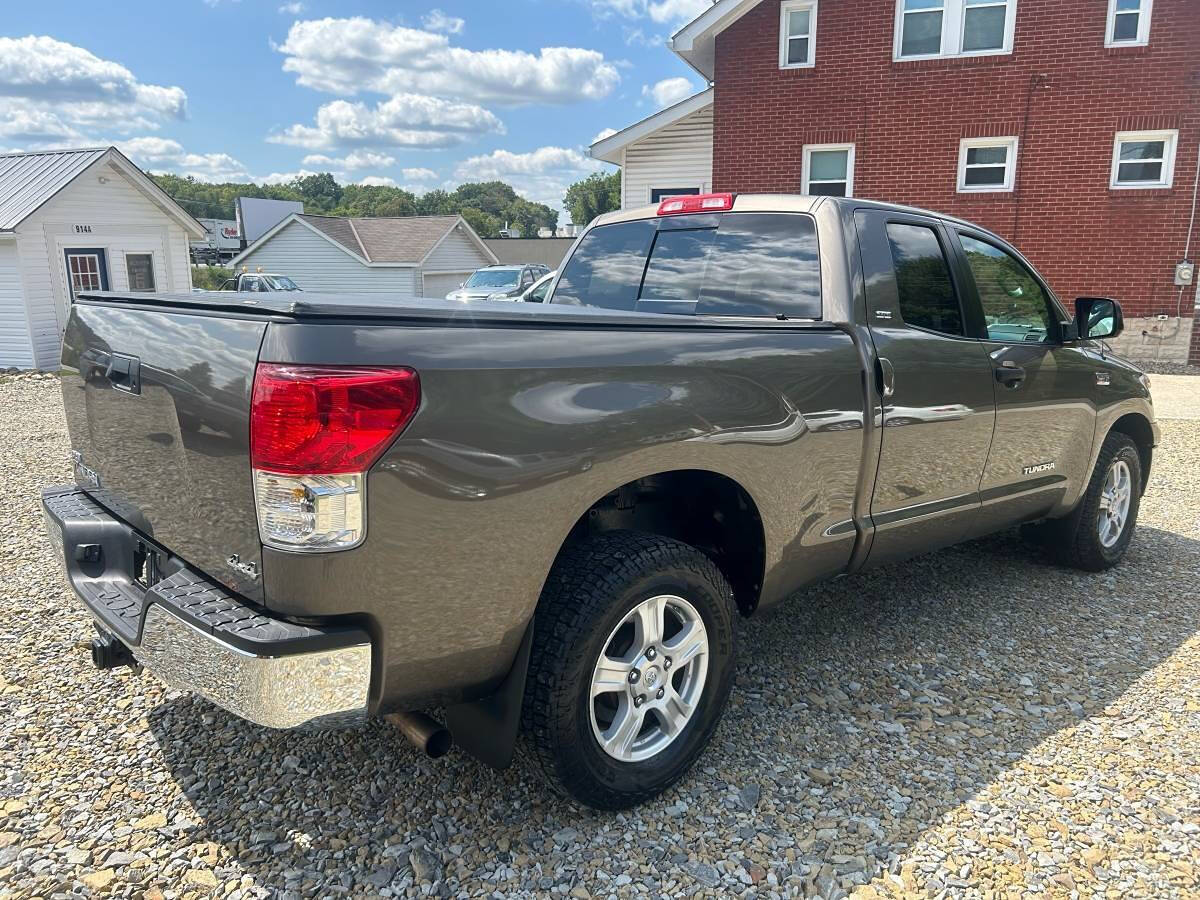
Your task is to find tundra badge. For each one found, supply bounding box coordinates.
[1022,461,1056,475]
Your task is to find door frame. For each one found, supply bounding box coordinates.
[63,248,110,301]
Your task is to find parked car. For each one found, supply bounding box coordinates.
[43,193,1156,810]
[445,264,550,301]
[217,272,301,292]
[510,270,555,303]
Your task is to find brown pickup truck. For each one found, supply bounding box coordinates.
[43,193,1156,808]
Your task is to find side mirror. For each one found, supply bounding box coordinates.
[1074,297,1123,341]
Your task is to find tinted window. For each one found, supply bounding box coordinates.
[553,219,656,311]
[960,234,1055,343]
[554,214,820,319]
[886,223,963,336]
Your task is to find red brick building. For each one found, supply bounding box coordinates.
[592,0,1200,365]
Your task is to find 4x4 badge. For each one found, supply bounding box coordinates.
[226,554,260,580]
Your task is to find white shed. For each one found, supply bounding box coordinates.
[591,89,714,210]
[229,213,498,299]
[0,147,206,369]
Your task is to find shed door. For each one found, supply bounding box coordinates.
[423,272,469,299]
[64,248,109,300]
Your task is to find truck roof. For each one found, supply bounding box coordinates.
[594,193,993,236]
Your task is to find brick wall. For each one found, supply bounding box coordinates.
[712,0,1200,324]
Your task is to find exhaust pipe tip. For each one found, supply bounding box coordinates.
[385,711,452,759]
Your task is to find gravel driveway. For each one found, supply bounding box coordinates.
[2,373,1198,899]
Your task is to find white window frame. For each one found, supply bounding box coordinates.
[802,143,855,197]
[1110,129,1177,190]
[957,136,1019,193]
[1105,0,1153,47]
[893,0,1017,62]
[779,0,818,69]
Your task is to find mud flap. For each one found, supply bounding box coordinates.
[444,621,534,770]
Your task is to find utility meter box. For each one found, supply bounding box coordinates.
[1176,261,1195,286]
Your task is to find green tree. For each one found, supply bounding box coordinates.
[150,171,558,239]
[564,171,620,228]
[458,206,502,238]
[293,172,343,212]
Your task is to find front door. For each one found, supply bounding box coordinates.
[64,248,109,300]
[948,228,1098,530]
[855,210,998,567]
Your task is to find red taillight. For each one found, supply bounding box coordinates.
[657,192,734,216]
[250,364,420,474]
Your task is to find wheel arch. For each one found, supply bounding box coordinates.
[1109,412,1155,492]
[552,468,767,617]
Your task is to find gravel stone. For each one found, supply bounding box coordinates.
[2,373,1199,897]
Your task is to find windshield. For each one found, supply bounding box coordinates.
[466,269,519,289]
[264,275,301,291]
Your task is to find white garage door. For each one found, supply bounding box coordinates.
[423,272,471,299]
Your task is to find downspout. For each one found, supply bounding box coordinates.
[1175,139,1200,320]
[1011,73,1049,243]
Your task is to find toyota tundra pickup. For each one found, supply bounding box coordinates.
[42,194,1157,809]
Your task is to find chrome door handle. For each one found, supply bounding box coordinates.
[877,357,896,399]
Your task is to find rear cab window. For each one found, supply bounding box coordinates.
[552,212,821,319]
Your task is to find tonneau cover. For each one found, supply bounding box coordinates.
[75,291,831,329]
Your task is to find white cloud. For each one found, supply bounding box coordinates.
[623,27,664,48]
[258,168,320,185]
[401,167,438,180]
[642,76,696,108]
[356,174,397,187]
[0,36,187,143]
[591,127,618,144]
[646,0,709,24]
[271,94,504,150]
[455,146,606,210]
[301,149,397,169]
[278,1,305,13]
[592,0,709,25]
[278,17,619,106]
[119,136,250,182]
[422,9,465,34]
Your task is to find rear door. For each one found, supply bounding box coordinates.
[948,228,1097,529]
[61,300,268,600]
[855,209,997,566]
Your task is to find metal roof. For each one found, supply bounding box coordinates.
[0,147,108,232]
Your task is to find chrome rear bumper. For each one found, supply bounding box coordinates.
[42,486,371,730]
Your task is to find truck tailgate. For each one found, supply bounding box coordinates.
[60,301,267,601]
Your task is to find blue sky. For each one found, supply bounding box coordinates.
[0,0,710,215]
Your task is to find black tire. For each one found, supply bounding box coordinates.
[522,531,737,809]
[1040,431,1142,571]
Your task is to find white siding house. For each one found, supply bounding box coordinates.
[230,213,496,298]
[0,147,205,369]
[591,89,715,211]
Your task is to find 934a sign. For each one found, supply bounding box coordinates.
[73,224,92,233]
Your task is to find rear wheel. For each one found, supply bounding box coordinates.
[1036,431,1142,571]
[523,531,736,809]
